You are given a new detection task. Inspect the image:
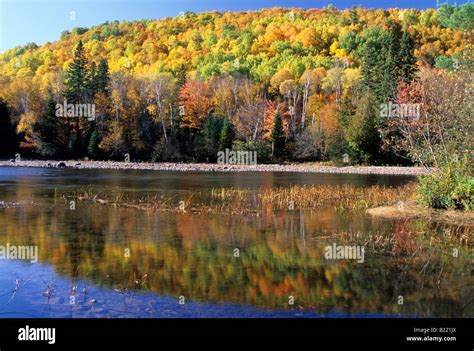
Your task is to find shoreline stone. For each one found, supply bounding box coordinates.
[0,160,433,176]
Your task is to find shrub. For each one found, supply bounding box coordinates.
[232,140,271,163]
[151,139,166,162]
[416,157,473,210]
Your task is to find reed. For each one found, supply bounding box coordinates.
[260,184,416,211]
[63,183,416,214]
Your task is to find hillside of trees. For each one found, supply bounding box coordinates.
[0,4,472,165]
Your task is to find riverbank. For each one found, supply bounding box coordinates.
[0,160,433,175]
[367,201,474,227]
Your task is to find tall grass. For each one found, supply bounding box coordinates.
[63,183,416,214]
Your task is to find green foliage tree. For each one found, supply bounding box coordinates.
[87,128,99,158]
[64,40,88,104]
[34,93,63,157]
[96,59,110,94]
[63,40,89,157]
[438,3,474,31]
[435,55,457,71]
[193,115,224,161]
[399,31,417,84]
[346,92,381,164]
[0,98,17,157]
[270,111,285,157]
[219,117,235,150]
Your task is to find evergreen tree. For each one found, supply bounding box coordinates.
[203,116,223,147]
[86,61,98,98]
[270,111,285,157]
[64,40,88,104]
[0,98,17,157]
[361,24,405,104]
[63,40,88,158]
[338,94,354,130]
[96,59,110,94]
[219,117,234,150]
[346,92,381,164]
[34,93,63,157]
[361,28,389,103]
[399,31,417,84]
[380,21,402,102]
[85,59,109,159]
[87,128,99,158]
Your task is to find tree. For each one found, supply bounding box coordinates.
[99,120,124,159]
[33,92,63,156]
[388,67,472,167]
[211,75,240,120]
[193,115,223,161]
[64,40,88,103]
[294,123,325,161]
[346,92,381,164]
[145,73,175,143]
[361,27,395,104]
[0,98,17,157]
[0,7,470,165]
[234,80,266,142]
[95,59,110,94]
[179,79,213,132]
[399,31,417,84]
[438,3,474,31]
[263,100,288,141]
[299,68,326,129]
[270,111,285,158]
[87,128,99,158]
[279,79,300,138]
[322,67,345,104]
[219,117,234,150]
[63,40,89,157]
[269,69,293,96]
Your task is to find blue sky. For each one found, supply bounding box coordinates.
[0,0,467,53]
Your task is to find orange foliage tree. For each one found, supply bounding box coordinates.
[179,79,213,132]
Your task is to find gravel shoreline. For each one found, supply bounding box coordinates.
[0,160,433,176]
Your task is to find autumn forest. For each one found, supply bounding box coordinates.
[0,4,472,166]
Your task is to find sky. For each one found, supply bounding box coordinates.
[0,0,469,53]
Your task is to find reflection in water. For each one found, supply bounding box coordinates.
[0,167,471,318]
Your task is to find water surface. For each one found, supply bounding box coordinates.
[0,167,471,318]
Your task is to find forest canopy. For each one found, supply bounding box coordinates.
[0,4,472,165]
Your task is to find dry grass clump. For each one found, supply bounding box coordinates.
[61,183,416,214]
[259,183,416,210]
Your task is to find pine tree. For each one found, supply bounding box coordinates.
[63,40,89,158]
[219,117,234,150]
[96,59,110,94]
[361,28,388,103]
[346,92,381,164]
[34,93,63,157]
[64,40,88,104]
[381,21,402,102]
[399,31,417,84]
[338,94,354,130]
[0,98,17,157]
[86,61,97,98]
[87,128,99,158]
[85,59,109,158]
[361,24,404,104]
[270,111,285,157]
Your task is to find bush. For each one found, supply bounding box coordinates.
[151,139,166,162]
[416,158,473,210]
[327,133,356,166]
[232,140,271,163]
[293,125,325,161]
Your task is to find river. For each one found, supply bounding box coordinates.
[0,167,471,318]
